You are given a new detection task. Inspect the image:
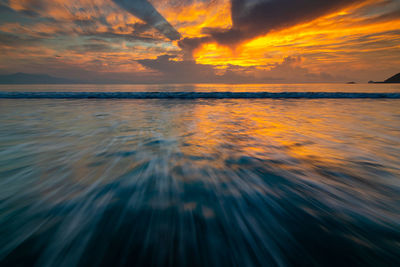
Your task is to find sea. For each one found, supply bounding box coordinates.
[1,83,400,266]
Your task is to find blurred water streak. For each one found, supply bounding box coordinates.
[0,99,400,266]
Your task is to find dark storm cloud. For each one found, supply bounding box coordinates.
[112,0,181,40]
[179,0,364,51]
[138,54,216,82]
[137,54,329,83]
[227,0,362,43]
[178,36,212,54]
[138,54,262,83]
[137,54,350,83]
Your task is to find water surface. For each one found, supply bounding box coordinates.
[1,96,400,266]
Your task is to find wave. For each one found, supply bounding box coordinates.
[1,92,400,99]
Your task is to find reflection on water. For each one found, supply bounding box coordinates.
[0,99,400,266]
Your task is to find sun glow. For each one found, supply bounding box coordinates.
[1,0,399,81]
[191,3,400,73]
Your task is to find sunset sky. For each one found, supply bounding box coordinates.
[0,0,399,83]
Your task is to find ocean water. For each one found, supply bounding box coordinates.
[1,84,400,266]
[1,82,400,92]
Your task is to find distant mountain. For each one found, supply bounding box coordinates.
[0,73,80,84]
[384,73,400,83]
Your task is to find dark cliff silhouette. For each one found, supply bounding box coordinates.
[384,73,400,83]
[368,73,400,84]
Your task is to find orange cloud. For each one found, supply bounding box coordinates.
[192,0,400,77]
[1,0,400,82]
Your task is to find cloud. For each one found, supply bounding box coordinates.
[67,43,116,53]
[229,0,361,41]
[357,8,400,25]
[137,54,343,83]
[138,54,217,82]
[1,0,399,82]
[0,31,38,46]
[4,0,180,42]
[138,54,268,83]
[179,0,364,51]
[250,55,349,82]
[112,0,181,40]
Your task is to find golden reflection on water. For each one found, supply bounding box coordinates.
[0,98,400,266]
[1,98,399,188]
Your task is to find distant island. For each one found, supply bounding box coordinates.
[384,73,400,83]
[369,72,400,84]
[0,73,79,84]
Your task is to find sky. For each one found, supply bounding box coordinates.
[0,0,399,83]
